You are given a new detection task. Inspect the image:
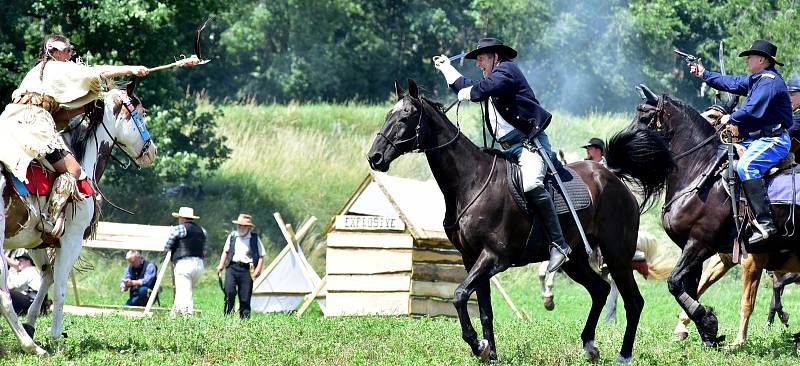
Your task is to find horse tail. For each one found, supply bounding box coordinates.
[636,230,675,281]
[605,127,675,212]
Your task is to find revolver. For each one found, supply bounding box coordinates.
[674,48,702,66]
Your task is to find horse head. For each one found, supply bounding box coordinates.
[97,82,157,167]
[367,79,426,172]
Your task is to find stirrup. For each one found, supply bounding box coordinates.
[547,243,571,272]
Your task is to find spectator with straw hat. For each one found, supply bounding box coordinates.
[164,206,207,316]
[216,213,265,319]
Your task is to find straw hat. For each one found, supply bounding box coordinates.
[232,213,255,227]
[171,206,200,219]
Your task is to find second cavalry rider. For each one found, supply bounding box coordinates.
[433,38,571,272]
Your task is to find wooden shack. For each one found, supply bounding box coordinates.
[322,172,477,317]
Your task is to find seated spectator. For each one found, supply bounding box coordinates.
[5,249,43,315]
[120,250,157,306]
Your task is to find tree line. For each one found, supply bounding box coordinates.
[1,0,798,189]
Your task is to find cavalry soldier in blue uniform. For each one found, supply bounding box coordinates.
[787,78,800,159]
[433,38,570,272]
[690,39,793,243]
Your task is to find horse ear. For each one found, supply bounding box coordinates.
[638,84,658,106]
[394,80,405,101]
[124,79,137,97]
[725,95,740,113]
[407,79,419,99]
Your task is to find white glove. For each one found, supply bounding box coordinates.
[457,86,473,101]
[720,114,731,125]
[432,54,462,85]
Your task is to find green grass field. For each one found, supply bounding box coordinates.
[2,263,799,365]
[3,102,799,364]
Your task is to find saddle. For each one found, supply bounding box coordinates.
[505,158,592,217]
[2,162,94,247]
[499,152,592,264]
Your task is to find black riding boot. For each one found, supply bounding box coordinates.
[525,186,571,272]
[742,178,777,243]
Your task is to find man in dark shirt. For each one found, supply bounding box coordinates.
[120,250,157,306]
[690,40,792,243]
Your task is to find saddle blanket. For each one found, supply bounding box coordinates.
[7,164,93,196]
[766,165,800,204]
[506,160,592,216]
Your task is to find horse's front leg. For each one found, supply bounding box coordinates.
[674,253,734,341]
[732,253,768,347]
[475,279,498,361]
[538,262,555,310]
[23,248,54,337]
[667,240,719,347]
[453,249,500,361]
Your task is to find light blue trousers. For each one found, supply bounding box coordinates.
[736,132,791,181]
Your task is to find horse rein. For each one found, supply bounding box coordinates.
[645,101,723,161]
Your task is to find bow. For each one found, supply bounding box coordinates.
[147,17,213,73]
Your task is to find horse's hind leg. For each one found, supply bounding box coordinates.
[538,261,555,310]
[607,259,644,362]
[24,248,54,337]
[561,251,610,362]
[453,250,504,361]
[769,272,800,327]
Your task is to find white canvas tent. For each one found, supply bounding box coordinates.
[250,213,326,314]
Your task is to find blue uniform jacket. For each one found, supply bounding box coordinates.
[702,66,792,136]
[450,60,552,140]
[790,110,800,141]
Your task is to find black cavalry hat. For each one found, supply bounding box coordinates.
[582,138,605,151]
[738,39,784,66]
[465,38,517,60]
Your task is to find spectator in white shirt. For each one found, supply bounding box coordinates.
[215,213,265,319]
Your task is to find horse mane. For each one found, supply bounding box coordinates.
[661,95,719,146]
[69,100,105,165]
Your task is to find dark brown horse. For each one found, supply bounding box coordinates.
[607,91,800,348]
[367,80,653,363]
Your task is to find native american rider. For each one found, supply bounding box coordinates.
[690,39,793,243]
[0,34,149,238]
[433,38,571,272]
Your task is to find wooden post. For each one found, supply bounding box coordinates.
[70,270,80,306]
[490,277,524,320]
[144,251,171,315]
[295,275,327,318]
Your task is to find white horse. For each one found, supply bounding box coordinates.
[1,83,156,354]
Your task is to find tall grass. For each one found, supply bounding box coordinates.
[94,101,674,302]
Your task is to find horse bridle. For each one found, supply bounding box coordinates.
[375,98,462,154]
[643,98,718,161]
[98,93,153,169]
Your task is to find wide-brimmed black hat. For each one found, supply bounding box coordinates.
[465,38,517,60]
[582,138,605,151]
[738,39,783,66]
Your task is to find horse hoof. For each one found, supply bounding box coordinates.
[477,339,490,361]
[730,338,746,349]
[673,332,688,342]
[543,296,555,311]
[23,323,35,338]
[583,340,600,362]
[615,354,633,364]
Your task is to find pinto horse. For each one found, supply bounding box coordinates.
[1,83,156,354]
[607,91,800,348]
[367,80,647,362]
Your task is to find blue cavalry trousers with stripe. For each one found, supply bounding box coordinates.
[735,132,791,181]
